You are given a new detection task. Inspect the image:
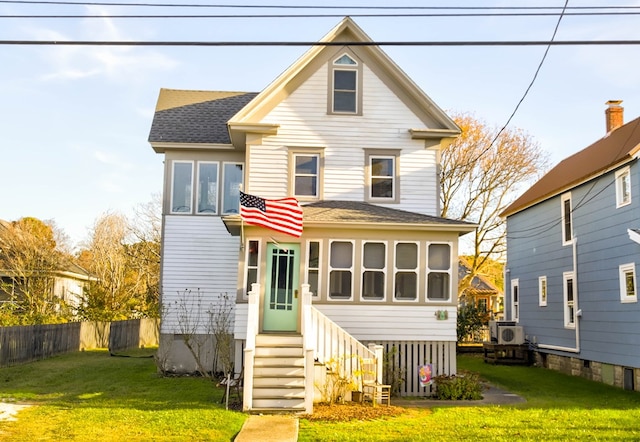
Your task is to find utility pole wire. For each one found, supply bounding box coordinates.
[1,39,639,46]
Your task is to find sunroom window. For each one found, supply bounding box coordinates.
[362,242,386,300]
[222,163,244,214]
[394,242,418,300]
[426,243,451,301]
[197,162,218,214]
[171,161,193,213]
[329,241,353,299]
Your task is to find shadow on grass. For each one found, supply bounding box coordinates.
[458,354,640,410]
[0,349,236,413]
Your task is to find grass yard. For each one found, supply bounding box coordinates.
[1,350,640,441]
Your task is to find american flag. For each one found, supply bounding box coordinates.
[239,191,303,237]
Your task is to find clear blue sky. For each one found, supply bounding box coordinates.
[1,1,639,248]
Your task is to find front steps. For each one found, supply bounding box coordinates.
[250,334,306,412]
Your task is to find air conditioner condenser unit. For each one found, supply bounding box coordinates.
[498,325,525,345]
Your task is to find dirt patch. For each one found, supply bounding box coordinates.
[304,402,413,422]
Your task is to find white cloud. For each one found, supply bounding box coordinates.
[26,6,178,83]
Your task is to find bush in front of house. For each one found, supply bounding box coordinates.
[433,371,483,400]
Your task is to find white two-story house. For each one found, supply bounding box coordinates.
[148,17,475,413]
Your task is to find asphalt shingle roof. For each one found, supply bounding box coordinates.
[502,116,640,217]
[301,200,474,227]
[148,89,258,144]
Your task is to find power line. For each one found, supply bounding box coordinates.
[2,39,640,46]
[2,12,640,19]
[0,1,638,10]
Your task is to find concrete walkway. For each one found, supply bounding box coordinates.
[235,415,299,442]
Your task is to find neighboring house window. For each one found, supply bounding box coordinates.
[362,241,386,300]
[477,298,488,311]
[616,166,631,208]
[365,149,400,203]
[329,53,361,115]
[619,263,637,303]
[539,276,547,307]
[511,278,519,322]
[245,240,259,296]
[561,193,573,245]
[222,163,244,214]
[563,271,576,328]
[426,243,451,301]
[171,161,193,213]
[306,241,321,298]
[196,162,218,214]
[329,240,353,299]
[394,242,418,301]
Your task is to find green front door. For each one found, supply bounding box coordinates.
[263,243,300,332]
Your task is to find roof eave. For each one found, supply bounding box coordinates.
[149,141,236,154]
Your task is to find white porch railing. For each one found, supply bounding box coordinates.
[242,283,259,412]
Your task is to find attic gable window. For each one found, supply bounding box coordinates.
[329,52,362,115]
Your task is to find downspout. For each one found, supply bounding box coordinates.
[538,237,580,353]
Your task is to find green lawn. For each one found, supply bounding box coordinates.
[1,350,640,441]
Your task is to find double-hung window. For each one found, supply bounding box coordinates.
[619,263,637,303]
[329,53,361,115]
[171,161,193,213]
[394,242,418,301]
[426,243,451,301]
[561,193,573,245]
[511,278,520,322]
[616,166,631,208]
[563,272,576,328]
[362,242,386,300]
[366,150,399,203]
[306,241,321,298]
[539,276,547,307]
[245,240,260,296]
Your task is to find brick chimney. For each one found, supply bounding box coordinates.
[605,100,624,133]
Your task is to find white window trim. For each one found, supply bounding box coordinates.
[195,161,219,215]
[615,166,631,208]
[306,240,322,299]
[328,239,354,301]
[221,162,244,215]
[538,276,547,307]
[511,278,520,323]
[243,239,261,299]
[360,241,387,302]
[563,271,576,329]
[393,241,419,303]
[425,241,452,303]
[170,160,194,214]
[561,192,573,246]
[619,262,637,303]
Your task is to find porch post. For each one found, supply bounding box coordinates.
[301,283,314,414]
[242,283,260,412]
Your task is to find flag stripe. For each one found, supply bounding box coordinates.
[239,191,303,237]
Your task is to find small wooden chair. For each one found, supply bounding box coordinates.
[360,358,391,406]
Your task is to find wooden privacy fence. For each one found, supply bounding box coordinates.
[0,318,159,367]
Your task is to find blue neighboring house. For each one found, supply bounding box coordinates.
[501,100,640,390]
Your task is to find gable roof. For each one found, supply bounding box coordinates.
[501,116,640,217]
[458,258,502,296]
[148,90,258,151]
[222,200,476,236]
[229,17,460,137]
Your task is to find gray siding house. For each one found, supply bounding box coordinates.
[502,100,640,390]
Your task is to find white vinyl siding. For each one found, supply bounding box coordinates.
[161,216,239,333]
[249,64,439,215]
[315,304,457,341]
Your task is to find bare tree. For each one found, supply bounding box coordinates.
[441,113,549,290]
